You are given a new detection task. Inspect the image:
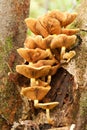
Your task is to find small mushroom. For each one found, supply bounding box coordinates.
[17,48,51,63]
[36,102,59,124]
[21,85,51,106]
[60,46,76,63]
[62,50,76,63]
[16,65,51,79]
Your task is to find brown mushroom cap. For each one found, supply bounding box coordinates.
[34,35,52,49]
[24,35,53,50]
[36,102,59,109]
[17,48,50,63]
[38,15,61,37]
[31,59,58,68]
[61,28,80,35]
[61,12,78,27]
[25,18,38,35]
[24,36,37,49]
[36,20,49,37]
[16,65,51,78]
[51,34,77,49]
[21,85,51,100]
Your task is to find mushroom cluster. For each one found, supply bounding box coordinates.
[16,10,79,124]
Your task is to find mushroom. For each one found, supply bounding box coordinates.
[25,10,78,37]
[16,65,51,79]
[51,34,77,49]
[61,28,80,35]
[17,48,52,63]
[21,85,51,107]
[36,102,59,124]
[25,18,38,35]
[60,46,76,63]
[45,10,78,27]
[24,36,37,49]
[31,59,58,68]
[62,50,76,63]
[24,35,53,50]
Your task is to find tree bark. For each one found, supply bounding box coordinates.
[63,0,87,130]
[0,0,30,129]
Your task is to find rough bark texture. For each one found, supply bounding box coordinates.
[0,0,30,129]
[63,0,87,130]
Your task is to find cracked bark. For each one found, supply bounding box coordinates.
[0,0,30,129]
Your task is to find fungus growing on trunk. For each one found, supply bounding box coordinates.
[25,10,79,37]
[21,85,51,106]
[16,9,79,124]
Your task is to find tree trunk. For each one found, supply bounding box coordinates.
[63,0,87,130]
[0,0,30,129]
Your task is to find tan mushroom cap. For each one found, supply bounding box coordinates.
[16,65,51,78]
[51,34,77,49]
[17,48,50,63]
[25,18,38,35]
[36,102,59,109]
[31,59,58,68]
[36,20,49,37]
[21,85,51,100]
[61,12,78,27]
[24,36,37,49]
[61,28,80,35]
[24,35,53,50]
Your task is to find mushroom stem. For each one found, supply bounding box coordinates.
[29,62,37,86]
[60,46,66,60]
[46,109,50,121]
[47,75,51,84]
[46,109,53,124]
[34,100,39,107]
[30,78,36,86]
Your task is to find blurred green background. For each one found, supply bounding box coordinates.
[29,0,81,18]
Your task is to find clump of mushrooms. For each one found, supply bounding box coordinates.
[16,10,79,124]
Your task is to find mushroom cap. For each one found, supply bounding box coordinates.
[17,48,50,63]
[24,35,53,50]
[36,102,59,109]
[25,18,38,35]
[24,36,37,49]
[51,34,77,49]
[61,28,80,35]
[31,59,58,68]
[36,20,49,37]
[62,12,78,27]
[21,85,51,100]
[16,65,51,78]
